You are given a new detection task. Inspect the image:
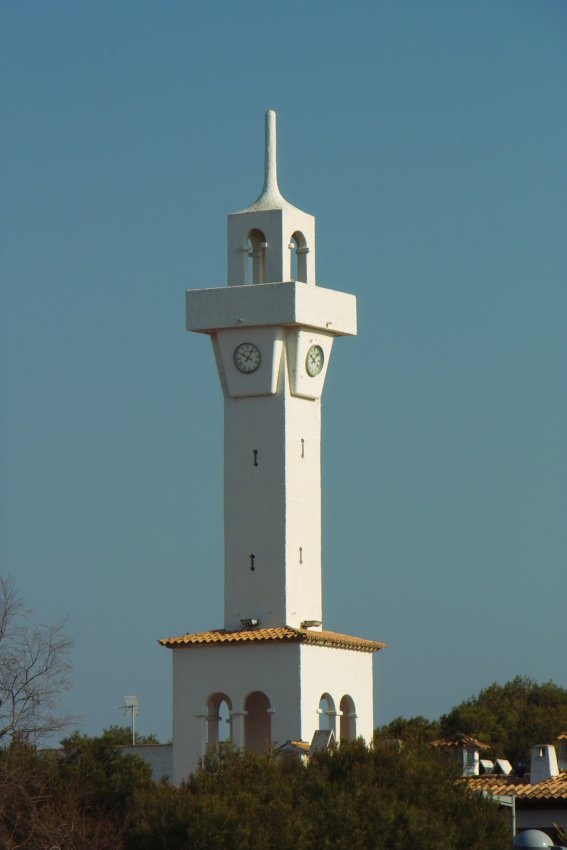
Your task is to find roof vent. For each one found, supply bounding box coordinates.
[530,744,559,784]
[492,758,513,776]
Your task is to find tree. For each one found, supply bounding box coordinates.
[0,729,155,850]
[440,676,567,767]
[380,715,441,747]
[126,741,509,850]
[0,733,509,850]
[101,725,160,746]
[0,576,72,746]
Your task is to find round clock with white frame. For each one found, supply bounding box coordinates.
[305,344,324,377]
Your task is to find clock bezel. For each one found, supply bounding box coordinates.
[233,342,261,374]
[305,344,324,377]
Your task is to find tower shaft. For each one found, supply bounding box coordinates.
[224,365,322,630]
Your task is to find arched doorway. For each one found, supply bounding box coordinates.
[318,693,336,735]
[244,691,271,752]
[289,230,308,282]
[247,229,267,284]
[206,693,232,747]
[339,695,357,741]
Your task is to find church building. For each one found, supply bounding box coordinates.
[160,111,385,783]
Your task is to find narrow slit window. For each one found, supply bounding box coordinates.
[250,554,255,572]
[253,450,258,466]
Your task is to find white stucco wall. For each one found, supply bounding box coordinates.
[171,639,376,783]
[299,643,374,745]
[227,207,317,287]
[221,333,325,630]
[121,744,173,783]
[172,642,302,783]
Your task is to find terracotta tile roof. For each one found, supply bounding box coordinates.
[431,734,491,750]
[277,739,311,753]
[466,774,567,800]
[159,626,386,653]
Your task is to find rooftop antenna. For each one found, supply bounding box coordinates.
[117,695,139,745]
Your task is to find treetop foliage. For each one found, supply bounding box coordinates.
[0,733,509,850]
[439,676,567,767]
[99,725,161,746]
[381,676,567,769]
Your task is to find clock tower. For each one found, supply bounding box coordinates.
[161,112,385,782]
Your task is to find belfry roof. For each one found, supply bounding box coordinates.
[159,626,386,654]
[431,733,491,750]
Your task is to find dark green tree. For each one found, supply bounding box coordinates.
[0,728,155,849]
[380,715,441,747]
[440,676,567,767]
[126,740,508,850]
[99,724,160,746]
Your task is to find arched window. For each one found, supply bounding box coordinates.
[289,231,308,282]
[318,693,336,735]
[339,695,357,742]
[244,691,271,752]
[206,693,232,747]
[247,229,267,284]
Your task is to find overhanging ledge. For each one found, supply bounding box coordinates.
[186,281,357,337]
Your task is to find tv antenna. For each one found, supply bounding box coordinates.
[117,695,139,745]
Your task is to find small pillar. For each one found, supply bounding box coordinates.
[230,711,247,749]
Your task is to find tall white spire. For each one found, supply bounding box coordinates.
[259,110,283,203]
[241,110,294,212]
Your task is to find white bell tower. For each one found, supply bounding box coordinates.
[162,112,385,782]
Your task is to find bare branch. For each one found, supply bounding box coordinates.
[0,577,73,747]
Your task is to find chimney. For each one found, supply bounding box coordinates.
[557,736,567,772]
[462,746,480,776]
[530,744,559,784]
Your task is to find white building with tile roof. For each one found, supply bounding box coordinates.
[161,111,385,783]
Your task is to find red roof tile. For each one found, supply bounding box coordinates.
[431,734,491,750]
[467,774,567,800]
[159,626,386,653]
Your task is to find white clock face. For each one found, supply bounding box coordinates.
[305,344,324,377]
[234,342,261,374]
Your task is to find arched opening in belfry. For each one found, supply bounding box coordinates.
[289,231,308,282]
[244,691,271,752]
[206,693,232,747]
[318,693,336,735]
[339,695,357,742]
[247,229,267,284]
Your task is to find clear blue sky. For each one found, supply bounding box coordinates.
[1,0,565,743]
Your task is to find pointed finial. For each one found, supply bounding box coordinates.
[246,110,287,210]
[262,110,280,199]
